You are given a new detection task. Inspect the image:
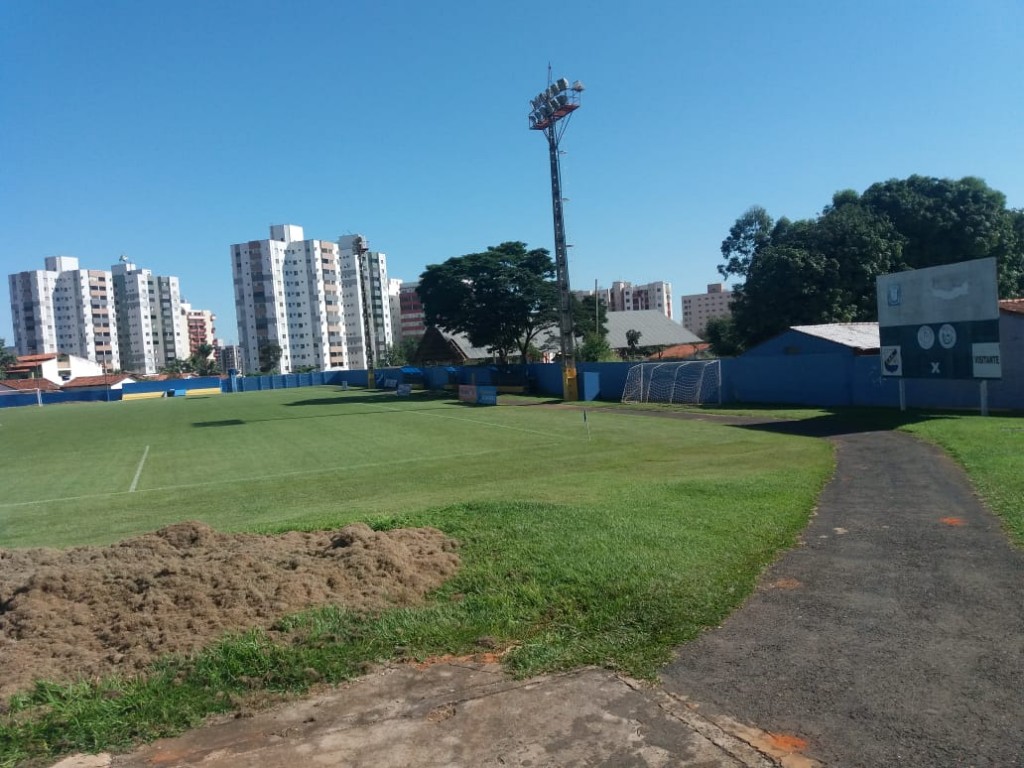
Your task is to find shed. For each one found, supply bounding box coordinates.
[743,323,880,357]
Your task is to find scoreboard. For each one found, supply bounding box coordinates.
[876,258,1001,380]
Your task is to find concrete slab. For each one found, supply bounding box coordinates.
[87,661,792,768]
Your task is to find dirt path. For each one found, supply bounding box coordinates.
[662,428,1024,767]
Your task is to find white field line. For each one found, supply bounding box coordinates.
[367,401,571,440]
[129,445,150,492]
[0,444,544,510]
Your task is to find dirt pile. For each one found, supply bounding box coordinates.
[0,521,460,699]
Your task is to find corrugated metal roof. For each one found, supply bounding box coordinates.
[790,323,880,350]
[439,330,494,360]
[604,311,703,348]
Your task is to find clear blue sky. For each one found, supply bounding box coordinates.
[2,0,1021,345]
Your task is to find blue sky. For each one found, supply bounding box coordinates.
[2,0,1022,345]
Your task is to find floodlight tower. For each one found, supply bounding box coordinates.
[529,75,584,401]
[352,235,376,389]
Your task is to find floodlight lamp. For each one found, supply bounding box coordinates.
[557,93,568,107]
[556,77,569,91]
[572,80,585,92]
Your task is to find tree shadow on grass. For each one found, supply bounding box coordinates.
[284,391,454,408]
[725,408,956,438]
[191,393,460,427]
[193,419,246,428]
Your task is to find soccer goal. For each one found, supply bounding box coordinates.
[620,360,722,405]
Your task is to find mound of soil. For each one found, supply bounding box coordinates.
[0,521,460,699]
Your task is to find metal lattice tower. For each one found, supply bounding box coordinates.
[528,74,584,400]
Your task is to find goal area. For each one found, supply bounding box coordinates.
[620,360,722,405]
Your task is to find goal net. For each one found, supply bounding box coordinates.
[620,360,722,405]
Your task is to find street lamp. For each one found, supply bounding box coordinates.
[528,75,584,400]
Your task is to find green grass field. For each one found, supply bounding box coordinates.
[1,388,1020,765]
[0,387,829,548]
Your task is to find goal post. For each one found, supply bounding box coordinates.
[620,360,722,405]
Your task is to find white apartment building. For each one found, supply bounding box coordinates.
[112,258,189,374]
[8,256,120,369]
[387,278,403,346]
[231,225,351,374]
[338,235,394,368]
[608,280,673,319]
[573,280,674,320]
[681,282,733,337]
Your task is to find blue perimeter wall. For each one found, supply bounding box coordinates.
[4,330,1021,411]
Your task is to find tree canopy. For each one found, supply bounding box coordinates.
[719,176,1024,351]
[417,241,558,365]
[0,338,17,376]
[571,294,608,341]
[159,344,220,377]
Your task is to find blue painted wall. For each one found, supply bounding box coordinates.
[122,376,222,395]
[722,313,1022,410]
[0,389,124,408]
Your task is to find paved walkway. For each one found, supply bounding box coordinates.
[663,427,1024,767]
[53,420,1024,767]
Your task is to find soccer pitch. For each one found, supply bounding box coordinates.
[0,387,830,548]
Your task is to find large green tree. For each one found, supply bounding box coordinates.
[0,338,16,377]
[258,342,282,374]
[571,294,608,341]
[189,343,219,376]
[719,176,1024,351]
[418,242,558,365]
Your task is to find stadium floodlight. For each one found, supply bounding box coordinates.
[351,235,376,389]
[527,70,583,400]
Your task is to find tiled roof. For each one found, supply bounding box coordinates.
[647,342,712,360]
[14,354,57,363]
[1000,298,1024,315]
[0,378,61,392]
[63,375,135,389]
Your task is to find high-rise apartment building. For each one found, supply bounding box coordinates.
[180,302,217,357]
[338,235,394,368]
[387,278,403,345]
[112,257,189,374]
[573,280,673,320]
[217,343,243,375]
[231,224,351,374]
[8,256,120,370]
[607,280,673,318]
[681,283,733,337]
[398,281,427,341]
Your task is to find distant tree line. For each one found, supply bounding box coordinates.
[707,175,1024,355]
